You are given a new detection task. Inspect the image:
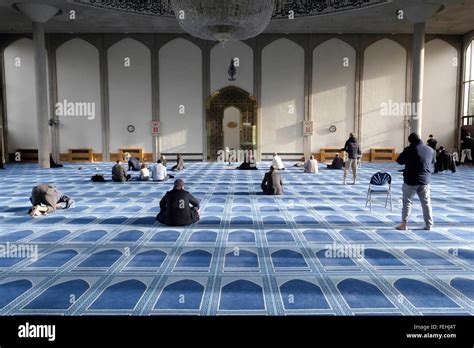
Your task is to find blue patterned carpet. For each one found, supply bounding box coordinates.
[0,161,473,315]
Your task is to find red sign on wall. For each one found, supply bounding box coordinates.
[303,120,313,136]
[151,121,160,136]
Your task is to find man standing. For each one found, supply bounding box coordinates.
[156,179,200,226]
[396,133,435,231]
[342,133,361,185]
[426,134,438,151]
[460,132,472,164]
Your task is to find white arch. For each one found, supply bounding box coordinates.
[261,38,305,154]
[312,38,356,152]
[361,38,407,152]
[159,38,203,153]
[4,38,39,151]
[56,38,102,153]
[107,38,152,153]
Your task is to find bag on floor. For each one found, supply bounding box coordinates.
[91,174,106,182]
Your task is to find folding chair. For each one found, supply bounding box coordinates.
[365,171,392,211]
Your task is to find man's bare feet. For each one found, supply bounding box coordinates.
[424,226,432,231]
[30,206,41,217]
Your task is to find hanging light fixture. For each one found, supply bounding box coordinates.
[170,0,276,43]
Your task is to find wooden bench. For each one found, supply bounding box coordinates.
[17,149,38,163]
[320,148,344,163]
[370,148,396,162]
[120,148,144,161]
[68,149,93,162]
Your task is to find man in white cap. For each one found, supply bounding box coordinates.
[272,152,285,170]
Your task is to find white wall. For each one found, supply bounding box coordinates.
[423,39,458,150]
[108,39,152,153]
[210,41,253,94]
[261,38,304,154]
[56,38,102,153]
[223,106,240,149]
[159,38,203,153]
[361,39,407,152]
[312,39,356,151]
[4,38,40,151]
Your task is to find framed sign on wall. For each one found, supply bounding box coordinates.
[303,120,313,136]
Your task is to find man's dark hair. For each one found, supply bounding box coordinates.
[439,146,445,150]
[116,160,120,164]
[408,133,421,144]
[270,166,275,172]
[157,159,162,164]
[174,179,184,189]
[429,134,433,138]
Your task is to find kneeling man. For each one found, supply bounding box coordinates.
[156,179,200,226]
[29,184,75,217]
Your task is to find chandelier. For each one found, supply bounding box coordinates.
[75,0,391,42]
[170,0,275,43]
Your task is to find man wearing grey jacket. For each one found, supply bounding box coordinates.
[29,184,74,217]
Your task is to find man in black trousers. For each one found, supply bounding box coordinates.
[156,179,200,226]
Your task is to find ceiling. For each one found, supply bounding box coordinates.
[0,0,473,35]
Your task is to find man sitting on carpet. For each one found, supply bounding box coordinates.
[29,184,75,217]
[156,179,200,226]
[327,153,344,169]
[304,155,318,173]
[112,160,131,182]
[272,152,285,170]
[261,166,283,195]
[152,159,174,181]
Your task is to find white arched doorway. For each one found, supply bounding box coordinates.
[222,106,240,150]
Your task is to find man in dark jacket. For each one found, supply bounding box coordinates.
[342,133,361,184]
[327,153,344,169]
[460,132,472,164]
[29,184,74,217]
[156,179,200,226]
[112,160,131,182]
[426,134,438,151]
[128,157,141,171]
[396,133,435,231]
[435,146,456,173]
[261,166,283,195]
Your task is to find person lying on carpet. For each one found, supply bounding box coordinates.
[261,166,283,195]
[327,153,344,170]
[171,154,185,172]
[29,184,75,217]
[156,179,200,226]
[237,159,258,170]
[293,156,305,167]
[112,160,131,182]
